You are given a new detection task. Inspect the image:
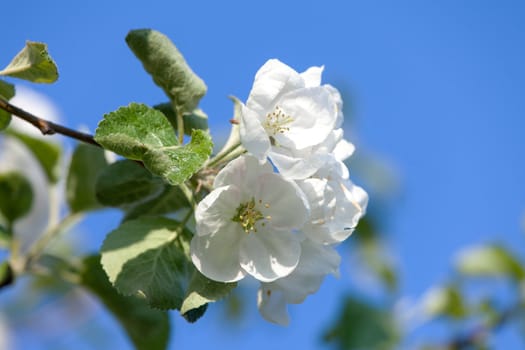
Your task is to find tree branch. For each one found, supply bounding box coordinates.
[0,96,100,147]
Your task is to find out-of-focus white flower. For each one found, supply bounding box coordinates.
[257,238,340,325]
[0,87,62,252]
[239,59,340,179]
[190,154,309,283]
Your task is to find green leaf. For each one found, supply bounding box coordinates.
[154,103,209,134]
[180,271,236,322]
[142,129,213,186]
[0,171,33,225]
[100,217,192,309]
[0,261,14,290]
[94,103,178,160]
[80,255,170,350]
[126,29,207,114]
[95,160,164,207]
[0,80,15,130]
[0,224,10,248]
[422,285,467,319]
[6,130,61,183]
[66,143,109,213]
[123,185,189,221]
[361,239,398,292]
[323,296,399,350]
[0,41,58,83]
[455,244,525,281]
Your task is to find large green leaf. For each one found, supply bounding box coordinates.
[126,29,207,114]
[455,244,525,281]
[0,41,58,83]
[0,80,15,130]
[142,129,213,186]
[66,143,109,213]
[95,159,164,207]
[80,255,170,350]
[100,217,192,309]
[123,185,189,221]
[95,104,212,186]
[180,270,236,322]
[94,103,178,160]
[154,103,208,134]
[7,130,61,184]
[0,171,33,225]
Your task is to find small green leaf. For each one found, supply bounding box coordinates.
[143,129,213,185]
[0,224,10,248]
[100,217,192,309]
[154,103,208,134]
[183,304,208,323]
[95,103,178,160]
[422,285,467,319]
[0,261,14,290]
[180,271,236,322]
[80,255,170,350]
[95,160,164,207]
[66,144,109,213]
[0,41,58,83]
[126,29,207,114]
[6,130,61,183]
[455,244,525,281]
[0,80,15,130]
[0,171,33,225]
[124,185,190,221]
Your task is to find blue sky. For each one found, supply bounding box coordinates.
[2,1,525,349]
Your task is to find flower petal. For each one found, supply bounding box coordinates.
[269,147,331,180]
[239,229,301,282]
[257,285,290,326]
[273,239,341,303]
[195,185,240,237]
[239,105,271,162]
[190,222,247,283]
[324,84,344,128]
[254,173,309,230]
[246,59,305,116]
[300,65,324,87]
[214,154,273,194]
[276,87,337,149]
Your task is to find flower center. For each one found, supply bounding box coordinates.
[232,198,271,233]
[263,106,294,136]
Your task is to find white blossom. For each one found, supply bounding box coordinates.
[191,154,309,283]
[239,59,340,179]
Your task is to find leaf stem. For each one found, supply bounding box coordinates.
[179,182,195,209]
[0,96,100,147]
[176,109,184,144]
[23,212,84,271]
[207,142,243,168]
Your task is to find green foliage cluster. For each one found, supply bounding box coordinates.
[0,30,239,349]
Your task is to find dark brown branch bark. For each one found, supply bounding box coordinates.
[0,96,100,147]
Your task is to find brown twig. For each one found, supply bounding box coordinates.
[0,96,100,147]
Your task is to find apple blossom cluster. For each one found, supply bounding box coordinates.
[190,59,368,325]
